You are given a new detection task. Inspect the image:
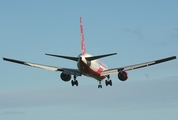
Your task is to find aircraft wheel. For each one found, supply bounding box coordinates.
[75,80,78,86]
[98,85,102,88]
[71,80,78,86]
[71,80,74,86]
[105,80,108,86]
[109,80,112,86]
[105,80,112,86]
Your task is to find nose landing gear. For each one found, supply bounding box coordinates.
[98,75,112,88]
[98,81,102,88]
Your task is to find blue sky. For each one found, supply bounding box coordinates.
[0,0,178,120]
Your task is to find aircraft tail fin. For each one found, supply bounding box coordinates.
[80,17,86,55]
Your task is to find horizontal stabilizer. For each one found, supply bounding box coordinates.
[45,53,78,61]
[85,53,117,61]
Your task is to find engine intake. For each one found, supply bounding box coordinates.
[60,72,71,82]
[118,71,128,81]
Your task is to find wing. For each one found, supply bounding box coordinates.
[100,56,176,76]
[3,57,82,76]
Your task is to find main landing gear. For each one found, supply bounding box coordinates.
[98,75,112,88]
[71,75,78,86]
[105,75,112,86]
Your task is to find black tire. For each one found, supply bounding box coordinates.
[98,85,102,88]
[109,80,112,86]
[75,80,78,86]
[71,80,74,86]
[105,80,108,86]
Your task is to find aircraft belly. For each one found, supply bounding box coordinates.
[77,59,105,80]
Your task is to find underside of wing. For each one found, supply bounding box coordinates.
[3,57,82,76]
[100,56,176,76]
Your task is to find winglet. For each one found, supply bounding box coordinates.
[80,17,86,55]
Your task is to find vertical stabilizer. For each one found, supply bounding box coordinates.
[80,17,86,55]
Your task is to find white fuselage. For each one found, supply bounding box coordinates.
[77,53,108,80]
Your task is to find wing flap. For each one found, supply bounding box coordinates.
[3,57,59,71]
[27,63,59,71]
[100,56,176,76]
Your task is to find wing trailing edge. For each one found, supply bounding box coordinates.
[100,56,176,76]
[3,57,82,76]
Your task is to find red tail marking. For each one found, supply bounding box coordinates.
[80,17,86,55]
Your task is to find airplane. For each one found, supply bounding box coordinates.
[3,17,176,88]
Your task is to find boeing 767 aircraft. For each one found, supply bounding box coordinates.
[3,17,176,88]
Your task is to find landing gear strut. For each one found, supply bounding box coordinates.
[105,75,112,86]
[71,75,78,86]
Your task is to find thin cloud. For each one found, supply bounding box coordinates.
[122,28,144,41]
[0,111,25,116]
[0,76,178,111]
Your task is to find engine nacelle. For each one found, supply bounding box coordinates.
[60,72,71,82]
[118,71,128,81]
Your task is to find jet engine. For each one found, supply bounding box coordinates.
[118,71,128,81]
[60,72,71,82]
